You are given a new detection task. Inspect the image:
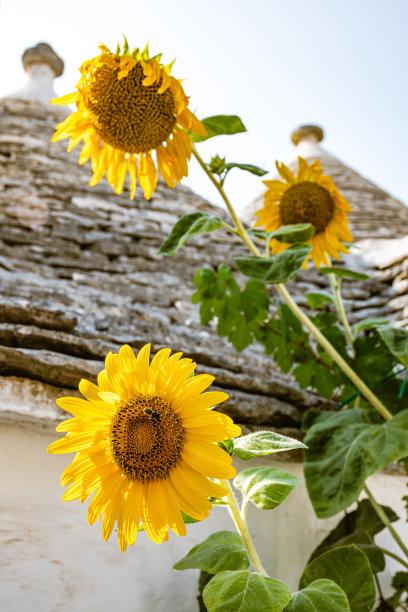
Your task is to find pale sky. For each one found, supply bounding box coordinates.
[0,0,407,212]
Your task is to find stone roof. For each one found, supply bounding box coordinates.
[0,98,324,437]
[0,106,406,436]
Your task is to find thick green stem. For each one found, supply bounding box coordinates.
[220,479,267,576]
[364,484,408,560]
[276,284,393,421]
[378,546,408,570]
[328,271,355,355]
[193,147,393,423]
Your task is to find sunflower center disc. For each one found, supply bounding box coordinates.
[86,59,177,154]
[280,182,335,234]
[110,394,184,482]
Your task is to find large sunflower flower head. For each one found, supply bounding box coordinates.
[255,157,353,268]
[51,41,206,200]
[48,344,241,551]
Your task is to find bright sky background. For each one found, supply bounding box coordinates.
[0,0,407,212]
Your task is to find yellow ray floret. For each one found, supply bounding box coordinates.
[48,343,241,551]
[255,156,353,268]
[51,42,206,200]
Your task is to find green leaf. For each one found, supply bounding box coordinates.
[248,223,315,244]
[217,439,234,455]
[222,162,268,177]
[351,317,390,337]
[375,325,408,368]
[236,244,312,284]
[197,571,213,612]
[268,223,315,243]
[306,291,334,309]
[308,499,399,574]
[173,531,249,574]
[181,511,200,525]
[158,212,223,255]
[203,571,291,612]
[284,579,350,612]
[319,266,370,281]
[304,408,408,517]
[299,545,376,612]
[192,114,247,143]
[234,466,302,510]
[233,430,306,461]
[393,571,408,591]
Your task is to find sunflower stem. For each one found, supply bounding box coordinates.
[364,484,408,560]
[275,283,393,421]
[220,479,267,576]
[378,546,408,570]
[192,147,259,256]
[194,148,393,422]
[325,258,355,354]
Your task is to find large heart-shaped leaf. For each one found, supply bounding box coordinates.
[308,499,399,574]
[299,545,376,612]
[203,571,291,612]
[173,531,249,574]
[284,579,350,611]
[304,408,408,517]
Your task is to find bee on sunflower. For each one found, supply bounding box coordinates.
[51,41,206,200]
[48,344,241,552]
[255,156,353,268]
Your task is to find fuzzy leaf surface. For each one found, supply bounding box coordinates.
[233,431,306,461]
[203,571,291,612]
[284,579,350,611]
[173,531,249,574]
[308,499,399,574]
[234,466,302,510]
[299,545,376,612]
[304,408,408,517]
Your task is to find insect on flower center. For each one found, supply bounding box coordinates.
[110,394,184,483]
[84,58,177,154]
[280,182,335,234]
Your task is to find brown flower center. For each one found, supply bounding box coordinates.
[84,59,177,153]
[280,182,335,234]
[110,394,184,483]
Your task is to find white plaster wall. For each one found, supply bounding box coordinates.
[1,423,407,612]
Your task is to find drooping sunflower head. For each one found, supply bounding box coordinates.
[51,41,206,200]
[48,344,241,551]
[255,157,353,268]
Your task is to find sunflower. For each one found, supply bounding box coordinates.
[255,157,353,268]
[51,42,206,200]
[48,344,240,551]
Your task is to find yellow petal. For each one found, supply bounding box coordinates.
[137,153,158,200]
